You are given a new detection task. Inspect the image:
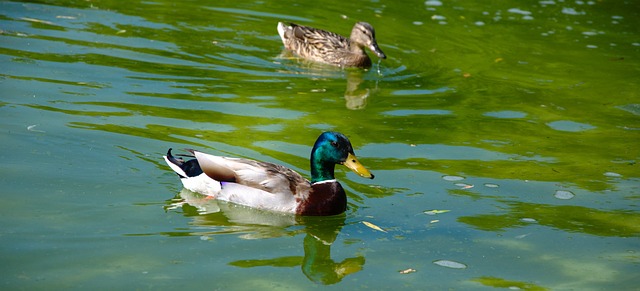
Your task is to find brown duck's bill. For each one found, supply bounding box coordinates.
[343,153,375,179]
[369,43,387,59]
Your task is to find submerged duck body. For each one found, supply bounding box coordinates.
[163,132,374,216]
[277,22,386,68]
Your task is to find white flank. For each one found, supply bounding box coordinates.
[217,183,297,213]
[179,173,221,197]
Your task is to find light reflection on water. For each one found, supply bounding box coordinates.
[1,0,639,289]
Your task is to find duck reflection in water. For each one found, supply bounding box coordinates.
[166,189,365,284]
[343,70,372,110]
[275,53,377,110]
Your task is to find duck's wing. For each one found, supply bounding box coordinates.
[193,150,311,197]
[291,24,349,51]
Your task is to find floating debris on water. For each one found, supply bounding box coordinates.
[27,124,45,133]
[603,172,622,178]
[455,183,474,189]
[20,17,55,25]
[362,221,387,233]
[433,259,467,269]
[424,209,450,215]
[399,268,416,274]
[554,190,575,200]
[484,183,500,188]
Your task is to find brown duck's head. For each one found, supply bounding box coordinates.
[350,22,387,59]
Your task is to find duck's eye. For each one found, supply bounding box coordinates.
[331,141,338,147]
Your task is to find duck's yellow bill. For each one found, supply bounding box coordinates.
[343,153,374,179]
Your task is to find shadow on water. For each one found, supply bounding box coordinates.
[160,189,364,285]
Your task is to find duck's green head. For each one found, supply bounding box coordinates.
[310,131,374,183]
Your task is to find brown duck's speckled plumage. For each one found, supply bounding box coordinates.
[277,21,387,68]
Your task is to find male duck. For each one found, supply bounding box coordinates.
[163,132,374,216]
[277,21,386,68]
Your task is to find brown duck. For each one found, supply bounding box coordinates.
[277,22,386,68]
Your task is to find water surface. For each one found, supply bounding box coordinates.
[2,0,639,289]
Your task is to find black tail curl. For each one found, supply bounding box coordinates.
[166,148,204,177]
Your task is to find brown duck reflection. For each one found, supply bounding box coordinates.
[166,189,365,284]
[277,52,376,110]
[343,70,371,110]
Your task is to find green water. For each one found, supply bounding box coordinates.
[1,0,639,289]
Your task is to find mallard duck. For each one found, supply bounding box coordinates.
[163,132,374,216]
[277,21,386,68]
